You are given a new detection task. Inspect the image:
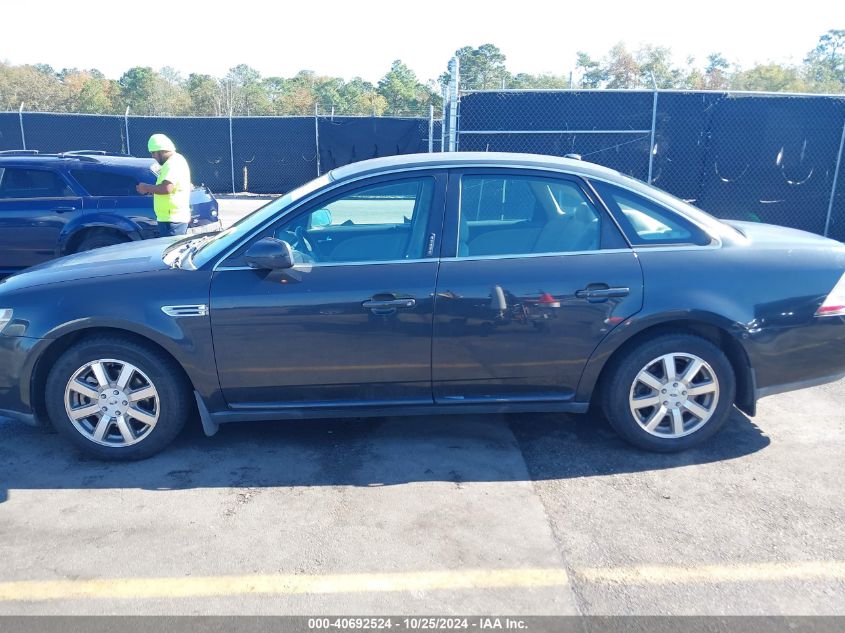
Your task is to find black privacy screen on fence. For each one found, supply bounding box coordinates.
[0,113,432,196]
[458,90,845,241]
[318,117,432,172]
[458,91,655,180]
[3,94,844,240]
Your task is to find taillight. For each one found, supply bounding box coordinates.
[816,272,845,317]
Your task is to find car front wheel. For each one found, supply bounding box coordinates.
[45,337,190,460]
[601,334,736,452]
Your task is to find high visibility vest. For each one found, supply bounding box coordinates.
[153,153,191,222]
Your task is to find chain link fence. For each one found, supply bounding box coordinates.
[4,90,843,240]
[0,108,443,195]
[456,90,845,241]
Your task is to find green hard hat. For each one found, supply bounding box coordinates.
[148,133,176,152]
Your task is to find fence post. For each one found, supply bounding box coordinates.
[18,103,26,150]
[448,57,459,152]
[124,107,131,155]
[315,103,321,177]
[647,73,658,184]
[228,108,236,194]
[428,105,434,153]
[824,113,845,237]
[441,86,447,152]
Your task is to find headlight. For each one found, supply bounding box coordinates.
[0,309,12,333]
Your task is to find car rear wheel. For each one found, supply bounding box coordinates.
[45,337,190,460]
[74,231,129,253]
[601,334,736,452]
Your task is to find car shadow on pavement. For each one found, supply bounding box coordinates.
[0,408,768,504]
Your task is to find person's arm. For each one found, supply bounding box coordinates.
[136,181,175,195]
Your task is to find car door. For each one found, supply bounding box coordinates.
[209,171,446,408]
[0,166,83,271]
[432,168,644,403]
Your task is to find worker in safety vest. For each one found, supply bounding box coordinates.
[136,133,192,237]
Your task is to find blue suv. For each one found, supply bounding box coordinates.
[0,150,220,275]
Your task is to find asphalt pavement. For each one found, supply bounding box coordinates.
[216,195,274,228]
[1,382,844,615]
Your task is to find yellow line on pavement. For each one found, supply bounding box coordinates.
[0,568,570,602]
[6,561,844,602]
[576,561,845,585]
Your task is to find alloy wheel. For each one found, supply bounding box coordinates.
[628,352,720,438]
[64,359,160,447]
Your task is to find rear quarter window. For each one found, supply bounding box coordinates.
[591,180,711,246]
[70,169,141,196]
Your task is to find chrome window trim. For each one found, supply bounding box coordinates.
[442,248,635,263]
[443,244,722,262]
[303,258,436,269]
[210,161,724,271]
[0,196,78,202]
[631,243,723,253]
[215,245,719,270]
[216,258,437,272]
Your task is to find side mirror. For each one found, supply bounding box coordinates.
[311,208,332,228]
[245,237,294,270]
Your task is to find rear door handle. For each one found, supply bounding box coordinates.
[575,287,630,300]
[53,206,77,214]
[362,298,416,310]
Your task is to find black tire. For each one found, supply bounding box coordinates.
[601,333,736,452]
[45,336,191,460]
[74,231,129,253]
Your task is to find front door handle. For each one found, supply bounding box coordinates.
[362,298,416,310]
[575,286,630,300]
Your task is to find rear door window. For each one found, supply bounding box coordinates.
[70,170,140,196]
[461,177,539,221]
[0,168,75,199]
[458,175,603,257]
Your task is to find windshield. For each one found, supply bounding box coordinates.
[190,174,332,267]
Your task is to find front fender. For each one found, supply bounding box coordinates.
[8,269,224,416]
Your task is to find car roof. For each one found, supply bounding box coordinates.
[328,152,632,184]
[0,152,154,171]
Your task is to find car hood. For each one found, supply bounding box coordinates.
[0,238,181,292]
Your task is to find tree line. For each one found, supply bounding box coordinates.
[1,30,842,117]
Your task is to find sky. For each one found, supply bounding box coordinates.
[1,0,842,84]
